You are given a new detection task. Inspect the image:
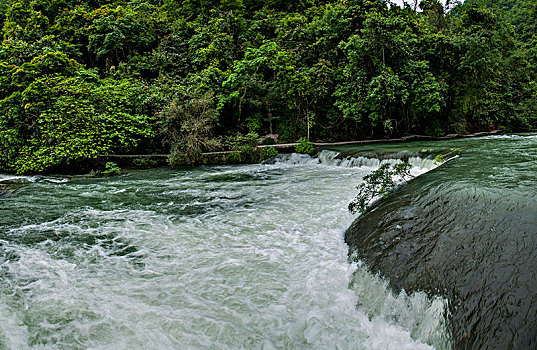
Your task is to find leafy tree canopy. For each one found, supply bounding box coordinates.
[0,0,535,173]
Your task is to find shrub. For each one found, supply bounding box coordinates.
[348,162,413,215]
[102,162,122,176]
[132,158,159,168]
[434,154,445,164]
[225,151,243,164]
[225,132,259,151]
[4,75,155,174]
[261,146,278,159]
[160,93,221,166]
[261,137,276,145]
[295,137,314,155]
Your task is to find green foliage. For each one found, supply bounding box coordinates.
[1,74,155,173]
[261,146,278,159]
[260,137,276,145]
[160,93,221,166]
[225,151,244,164]
[102,161,121,176]
[222,131,260,163]
[131,157,159,168]
[349,162,413,215]
[225,131,258,151]
[435,147,463,165]
[434,154,445,165]
[294,137,314,155]
[0,0,536,173]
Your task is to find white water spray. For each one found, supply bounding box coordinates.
[0,151,449,349]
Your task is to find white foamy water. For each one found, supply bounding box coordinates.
[0,152,449,349]
[0,174,36,183]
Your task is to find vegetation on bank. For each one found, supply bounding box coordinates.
[0,0,536,173]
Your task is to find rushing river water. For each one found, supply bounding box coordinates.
[343,134,537,349]
[0,134,534,349]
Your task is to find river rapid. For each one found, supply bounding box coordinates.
[1,134,533,349]
[0,148,449,349]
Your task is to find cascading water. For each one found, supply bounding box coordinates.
[345,134,537,349]
[0,149,448,349]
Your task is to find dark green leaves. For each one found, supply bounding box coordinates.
[348,162,413,215]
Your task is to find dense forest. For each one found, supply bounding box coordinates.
[0,0,536,173]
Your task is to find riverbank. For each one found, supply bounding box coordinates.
[256,130,503,151]
[95,130,503,170]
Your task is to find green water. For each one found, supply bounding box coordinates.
[1,134,535,349]
[0,153,446,349]
[345,134,537,349]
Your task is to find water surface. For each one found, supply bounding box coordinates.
[0,152,446,349]
[345,134,537,349]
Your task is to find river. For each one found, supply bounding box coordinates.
[343,134,537,349]
[0,134,534,349]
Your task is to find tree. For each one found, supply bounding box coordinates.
[0,74,156,173]
[160,93,221,165]
[222,40,295,135]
